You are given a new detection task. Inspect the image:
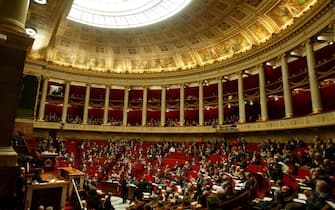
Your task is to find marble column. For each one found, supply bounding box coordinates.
[160,86,166,127]
[258,65,269,121]
[199,81,204,126]
[82,84,91,124]
[281,54,294,118]
[34,76,42,120]
[238,71,246,123]
[61,81,70,123]
[103,86,110,125]
[38,77,49,121]
[0,0,33,201]
[142,87,148,126]
[122,88,129,126]
[180,84,185,125]
[218,78,224,125]
[305,40,322,113]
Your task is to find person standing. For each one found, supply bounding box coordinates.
[16,167,26,210]
[120,176,128,204]
[104,193,115,210]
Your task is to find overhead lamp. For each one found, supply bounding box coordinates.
[34,0,47,5]
[25,27,37,36]
[266,62,273,66]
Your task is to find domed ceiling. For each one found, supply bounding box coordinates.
[26,0,319,74]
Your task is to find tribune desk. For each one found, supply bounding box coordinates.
[25,173,68,210]
[40,152,58,172]
[58,167,85,196]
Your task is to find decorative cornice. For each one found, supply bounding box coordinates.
[32,110,335,133]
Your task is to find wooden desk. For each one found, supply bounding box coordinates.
[101,181,137,199]
[25,181,68,210]
[127,185,137,200]
[101,180,120,195]
[58,167,85,196]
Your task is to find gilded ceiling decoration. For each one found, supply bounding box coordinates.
[26,0,319,74]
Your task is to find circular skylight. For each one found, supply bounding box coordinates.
[67,0,192,29]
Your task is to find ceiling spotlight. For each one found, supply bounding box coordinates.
[25,27,37,36]
[34,0,47,5]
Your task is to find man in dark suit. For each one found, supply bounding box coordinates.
[16,167,26,210]
[285,179,331,210]
[136,178,148,200]
[87,180,99,209]
[104,193,115,210]
[120,176,128,204]
[244,172,255,190]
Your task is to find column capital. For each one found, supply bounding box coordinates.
[304,38,313,46]
[256,63,263,69]
[0,147,17,166]
[42,76,49,80]
[279,53,287,60]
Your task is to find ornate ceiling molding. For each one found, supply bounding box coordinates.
[24,0,334,86]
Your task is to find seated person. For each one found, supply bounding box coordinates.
[244,171,255,190]
[285,179,332,210]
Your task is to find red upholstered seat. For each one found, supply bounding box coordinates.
[297,167,310,179]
